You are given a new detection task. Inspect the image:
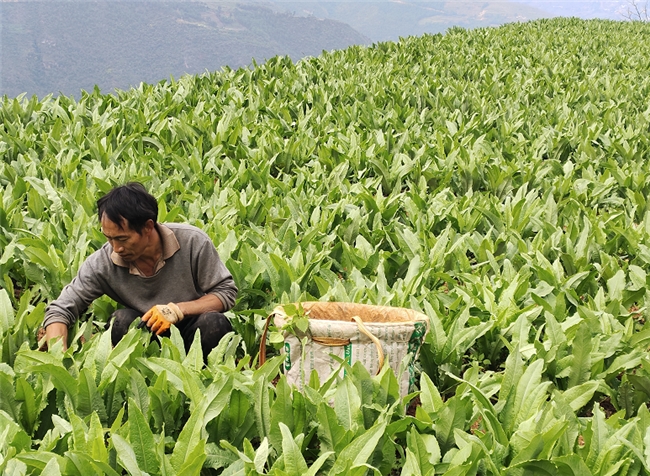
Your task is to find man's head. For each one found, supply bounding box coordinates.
[97,182,158,234]
[97,183,159,262]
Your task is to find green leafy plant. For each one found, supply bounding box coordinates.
[3,16,650,475]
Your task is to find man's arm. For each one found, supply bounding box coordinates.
[175,293,224,316]
[45,322,69,350]
[43,251,107,330]
[194,239,238,312]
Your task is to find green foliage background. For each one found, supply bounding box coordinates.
[2,17,650,475]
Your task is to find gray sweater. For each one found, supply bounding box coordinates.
[43,223,238,328]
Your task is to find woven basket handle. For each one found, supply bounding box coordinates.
[351,315,385,373]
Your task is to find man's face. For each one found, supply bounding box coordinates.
[100,214,151,262]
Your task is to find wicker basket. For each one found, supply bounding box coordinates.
[260,302,429,396]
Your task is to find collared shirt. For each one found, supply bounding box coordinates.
[43,223,238,328]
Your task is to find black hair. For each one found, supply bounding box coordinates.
[97,182,158,234]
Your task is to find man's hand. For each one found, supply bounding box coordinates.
[44,323,69,351]
[141,303,184,335]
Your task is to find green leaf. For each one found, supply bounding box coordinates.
[306,451,335,476]
[111,434,146,476]
[253,437,269,474]
[334,377,363,432]
[627,374,650,399]
[328,418,387,476]
[317,401,352,454]
[76,368,107,421]
[67,414,87,457]
[220,460,245,476]
[568,321,592,388]
[400,448,423,476]
[0,371,21,424]
[270,376,294,450]
[142,357,204,405]
[280,423,309,474]
[446,372,508,447]
[14,377,36,434]
[87,412,109,463]
[585,404,607,469]
[253,373,272,441]
[0,288,15,334]
[183,329,204,372]
[0,409,31,454]
[128,368,150,418]
[204,374,234,425]
[157,427,176,476]
[40,458,62,476]
[513,360,552,430]
[169,326,187,362]
[510,418,569,467]
[127,398,159,475]
[434,396,468,453]
[628,265,646,291]
[170,403,206,472]
[553,454,593,476]
[66,450,121,476]
[175,438,206,476]
[510,460,558,475]
[99,332,140,391]
[422,301,446,358]
[556,380,600,413]
[406,427,440,474]
[607,270,625,302]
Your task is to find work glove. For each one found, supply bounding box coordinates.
[141,303,184,335]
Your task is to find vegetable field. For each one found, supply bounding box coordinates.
[2,17,650,475]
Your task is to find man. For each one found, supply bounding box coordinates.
[43,182,237,359]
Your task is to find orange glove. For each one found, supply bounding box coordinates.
[141,303,184,335]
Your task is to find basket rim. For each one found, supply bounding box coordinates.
[271,301,429,323]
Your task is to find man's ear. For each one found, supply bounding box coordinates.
[143,219,156,234]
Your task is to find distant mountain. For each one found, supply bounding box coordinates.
[3,0,616,100]
[267,0,551,41]
[0,1,370,99]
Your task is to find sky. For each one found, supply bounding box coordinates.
[510,0,631,19]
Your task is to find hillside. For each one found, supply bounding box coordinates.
[268,0,551,41]
[2,0,564,100]
[3,16,650,474]
[1,1,369,99]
